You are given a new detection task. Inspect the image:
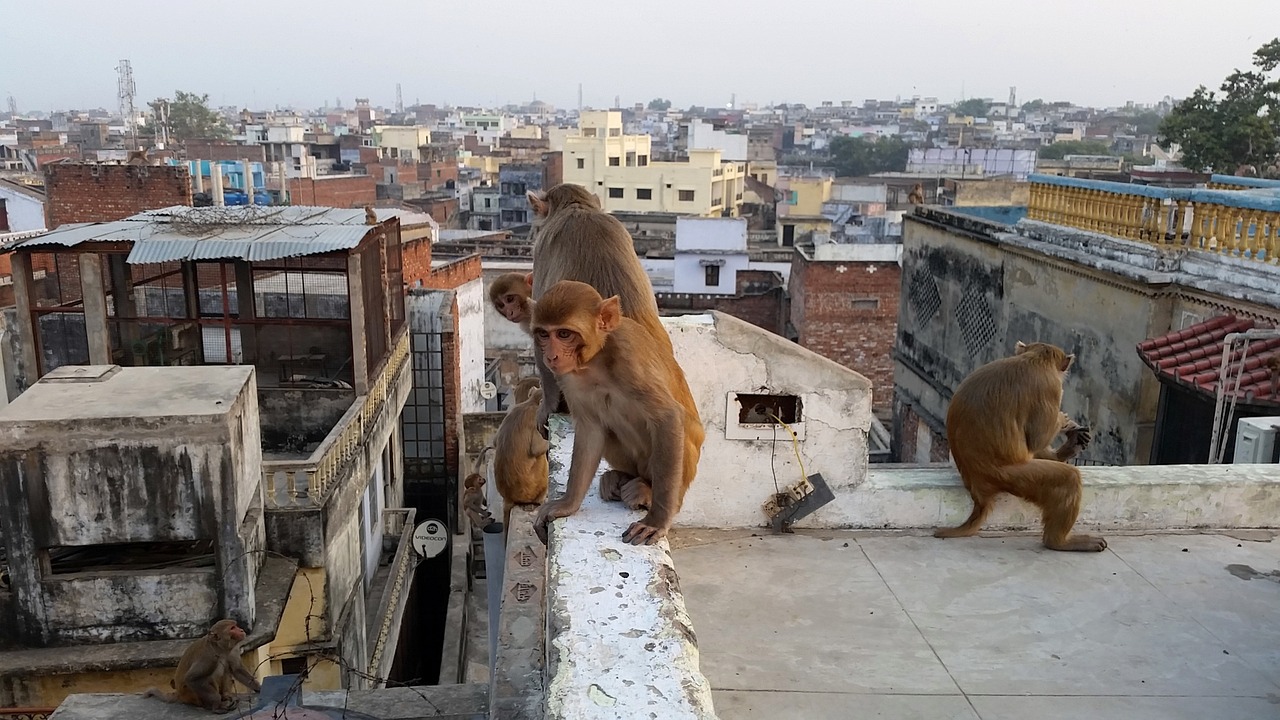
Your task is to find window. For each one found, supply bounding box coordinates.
[636,188,652,200]
[678,189,695,202]
[576,158,585,169]
[608,187,624,198]
[608,128,621,137]
[484,198,492,209]
[626,151,636,167]
[608,156,620,166]
[582,128,597,137]
[500,183,510,194]
[787,190,798,205]
[782,224,796,246]
[850,298,880,310]
[638,155,648,166]
[705,265,721,286]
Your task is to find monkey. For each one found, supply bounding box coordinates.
[489,272,536,335]
[1267,354,1280,400]
[493,376,550,526]
[530,280,704,546]
[908,182,925,205]
[144,618,261,713]
[934,341,1105,552]
[527,184,671,434]
[463,472,493,528]
[126,148,150,165]
[364,204,378,225]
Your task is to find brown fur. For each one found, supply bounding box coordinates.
[143,619,260,713]
[494,377,550,525]
[527,184,670,431]
[462,472,493,528]
[489,272,535,335]
[530,281,704,546]
[935,341,1105,552]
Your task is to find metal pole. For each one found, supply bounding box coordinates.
[482,520,505,678]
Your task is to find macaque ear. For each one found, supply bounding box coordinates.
[597,296,622,333]
[523,272,533,288]
[527,191,549,217]
[1062,353,1075,371]
[1014,341,1028,354]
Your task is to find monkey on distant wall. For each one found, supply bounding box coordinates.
[144,619,261,713]
[935,341,1104,552]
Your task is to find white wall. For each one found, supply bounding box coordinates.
[456,278,488,413]
[675,216,747,252]
[0,187,45,232]
[666,313,873,528]
[673,253,750,295]
[687,119,749,162]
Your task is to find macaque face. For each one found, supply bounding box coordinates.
[534,326,583,376]
[496,294,529,324]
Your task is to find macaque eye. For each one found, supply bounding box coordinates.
[534,329,548,339]
[503,295,517,304]
[556,329,574,341]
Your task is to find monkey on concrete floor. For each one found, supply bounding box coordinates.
[935,341,1104,552]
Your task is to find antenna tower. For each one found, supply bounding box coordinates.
[395,83,404,114]
[1007,86,1017,131]
[578,83,583,113]
[5,95,15,118]
[116,60,136,149]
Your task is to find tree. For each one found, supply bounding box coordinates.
[647,98,672,111]
[952,98,990,118]
[146,90,229,143]
[827,135,910,177]
[1021,98,1045,112]
[1157,38,1280,174]
[1038,140,1113,160]
[1131,110,1164,136]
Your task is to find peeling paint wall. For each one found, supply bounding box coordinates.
[456,278,487,414]
[667,313,873,529]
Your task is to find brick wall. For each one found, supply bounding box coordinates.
[443,300,461,477]
[543,151,564,188]
[44,163,192,228]
[789,252,901,414]
[893,398,950,463]
[418,161,458,192]
[401,236,433,289]
[286,175,376,208]
[185,142,266,163]
[420,254,482,291]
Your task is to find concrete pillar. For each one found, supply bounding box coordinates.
[78,253,111,365]
[242,158,254,201]
[211,163,225,207]
[9,253,41,384]
[348,252,370,394]
[192,160,204,194]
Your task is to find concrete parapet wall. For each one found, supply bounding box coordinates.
[821,464,1280,531]
[543,416,717,719]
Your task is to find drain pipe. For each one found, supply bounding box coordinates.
[482,519,505,677]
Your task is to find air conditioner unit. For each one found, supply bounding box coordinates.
[1233,417,1280,464]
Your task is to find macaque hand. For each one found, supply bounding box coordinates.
[533,498,581,544]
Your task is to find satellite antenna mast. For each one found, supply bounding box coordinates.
[395,83,404,114]
[116,59,136,150]
[5,95,15,119]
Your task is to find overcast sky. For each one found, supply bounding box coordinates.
[3,0,1278,113]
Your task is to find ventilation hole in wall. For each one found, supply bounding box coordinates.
[735,393,802,425]
[956,282,997,360]
[908,267,942,325]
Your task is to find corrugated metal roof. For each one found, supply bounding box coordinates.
[9,205,379,263]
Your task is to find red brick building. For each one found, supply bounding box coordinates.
[44,162,192,229]
[657,269,787,336]
[286,175,376,208]
[789,245,901,415]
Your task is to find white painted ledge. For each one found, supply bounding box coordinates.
[543,415,717,720]
[815,463,1280,531]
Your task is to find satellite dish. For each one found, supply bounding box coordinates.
[412,519,449,559]
[479,381,497,400]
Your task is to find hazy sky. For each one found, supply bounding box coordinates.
[3,0,1278,113]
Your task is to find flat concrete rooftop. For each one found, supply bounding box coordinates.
[672,529,1280,720]
[0,365,254,422]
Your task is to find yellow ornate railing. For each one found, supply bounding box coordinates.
[263,328,411,508]
[1206,174,1280,191]
[0,710,54,720]
[1027,174,1280,264]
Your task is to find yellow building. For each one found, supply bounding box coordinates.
[373,125,433,160]
[563,111,746,217]
[775,175,834,246]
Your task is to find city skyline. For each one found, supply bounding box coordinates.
[2,0,1278,114]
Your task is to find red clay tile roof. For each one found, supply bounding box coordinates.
[1136,315,1280,407]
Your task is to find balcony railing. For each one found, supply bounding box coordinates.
[367,507,417,685]
[1027,174,1280,264]
[263,328,411,508]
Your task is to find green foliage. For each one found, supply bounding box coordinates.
[147,90,229,143]
[647,98,672,111]
[952,98,990,118]
[827,135,910,177]
[1130,110,1164,136]
[1021,98,1045,112]
[1157,38,1280,174]
[1039,140,1113,160]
